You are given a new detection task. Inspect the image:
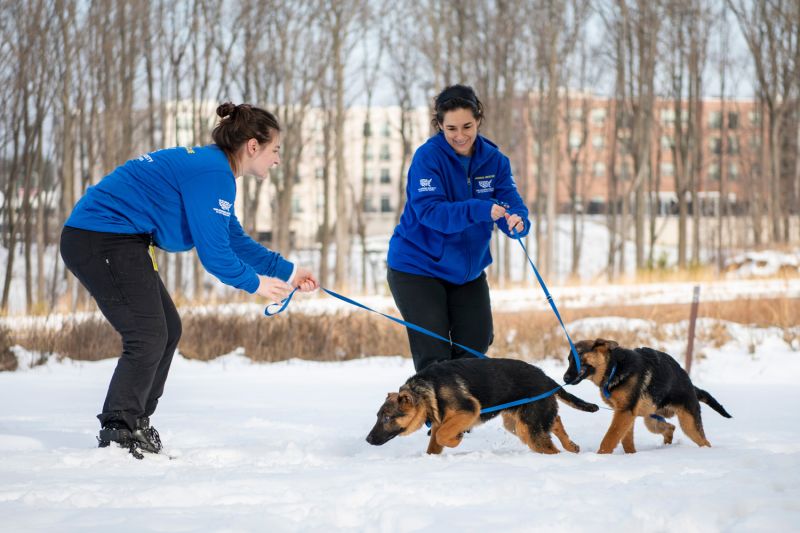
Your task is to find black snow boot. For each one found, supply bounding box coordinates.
[98,417,162,459]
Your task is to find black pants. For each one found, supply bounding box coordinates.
[387,267,493,371]
[60,227,182,431]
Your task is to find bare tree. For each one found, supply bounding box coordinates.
[728,0,800,244]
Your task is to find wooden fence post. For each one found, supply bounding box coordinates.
[685,285,701,375]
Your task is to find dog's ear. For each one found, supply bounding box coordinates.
[594,338,619,352]
[574,339,594,354]
[397,390,416,410]
[385,392,400,403]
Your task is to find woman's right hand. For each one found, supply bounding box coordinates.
[256,275,294,303]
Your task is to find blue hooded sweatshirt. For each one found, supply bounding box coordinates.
[387,132,530,284]
[65,145,293,294]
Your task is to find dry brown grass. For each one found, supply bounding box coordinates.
[5,296,797,368]
[14,318,121,363]
[0,325,17,371]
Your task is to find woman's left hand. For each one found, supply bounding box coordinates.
[293,266,319,292]
[505,213,525,233]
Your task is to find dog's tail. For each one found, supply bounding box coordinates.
[695,387,732,418]
[555,389,599,412]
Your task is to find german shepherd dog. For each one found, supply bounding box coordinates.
[563,339,732,454]
[366,358,599,455]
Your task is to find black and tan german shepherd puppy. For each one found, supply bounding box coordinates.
[563,338,732,454]
[366,358,599,455]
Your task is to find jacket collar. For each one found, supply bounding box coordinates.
[430,131,498,169]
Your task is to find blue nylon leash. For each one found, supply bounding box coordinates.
[508,226,581,375]
[264,221,583,415]
[267,287,571,415]
[602,363,617,399]
[267,287,489,360]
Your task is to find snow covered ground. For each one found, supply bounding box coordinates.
[1,324,799,532]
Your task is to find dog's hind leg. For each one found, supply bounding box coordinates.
[501,411,518,435]
[551,415,580,453]
[513,420,559,454]
[598,410,636,454]
[644,412,675,445]
[676,406,711,447]
[621,422,636,453]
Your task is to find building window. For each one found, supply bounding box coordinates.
[661,109,675,125]
[660,163,674,176]
[364,168,375,183]
[710,137,722,155]
[748,111,761,125]
[593,162,606,177]
[380,168,391,184]
[365,144,373,161]
[380,195,392,212]
[569,132,582,149]
[382,122,391,137]
[315,167,324,180]
[661,135,675,149]
[292,196,303,214]
[592,135,605,150]
[379,144,390,161]
[708,163,720,181]
[363,196,375,212]
[591,108,607,125]
[363,121,372,137]
[729,163,739,181]
[728,135,739,155]
[728,112,739,129]
[709,111,722,129]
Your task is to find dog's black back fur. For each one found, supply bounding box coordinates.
[414,359,554,414]
[609,347,730,418]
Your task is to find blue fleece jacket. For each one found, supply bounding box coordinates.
[65,145,293,293]
[387,132,530,284]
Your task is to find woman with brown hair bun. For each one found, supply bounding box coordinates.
[60,102,318,458]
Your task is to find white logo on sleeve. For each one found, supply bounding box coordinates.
[213,198,232,217]
[418,178,436,192]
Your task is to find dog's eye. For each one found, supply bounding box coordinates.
[382,415,392,424]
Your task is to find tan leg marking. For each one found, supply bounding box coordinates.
[435,410,480,448]
[426,425,443,455]
[531,432,560,454]
[676,407,711,447]
[621,423,636,454]
[644,414,675,445]
[598,410,636,454]
[501,411,518,435]
[551,415,580,453]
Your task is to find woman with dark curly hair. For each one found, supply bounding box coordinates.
[387,85,530,371]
